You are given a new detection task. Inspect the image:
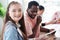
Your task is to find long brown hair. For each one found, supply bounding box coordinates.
[1,1,27,40]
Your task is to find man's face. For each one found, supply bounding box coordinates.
[28,5,38,19]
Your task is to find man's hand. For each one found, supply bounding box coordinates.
[32,16,42,37]
[37,16,42,25]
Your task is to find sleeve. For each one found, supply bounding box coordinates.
[24,14,33,37]
[4,25,18,40]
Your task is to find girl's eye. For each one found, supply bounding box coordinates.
[12,9,16,12]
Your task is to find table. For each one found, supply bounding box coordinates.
[29,32,56,40]
[40,32,56,40]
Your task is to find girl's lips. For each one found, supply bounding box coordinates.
[14,16,20,18]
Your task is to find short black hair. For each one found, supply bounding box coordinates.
[28,1,39,9]
[39,5,44,10]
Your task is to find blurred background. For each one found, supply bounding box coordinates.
[0,0,60,39]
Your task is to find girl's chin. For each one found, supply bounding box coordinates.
[14,18,21,22]
[14,20,20,23]
[15,18,21,20]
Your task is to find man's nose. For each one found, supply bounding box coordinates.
[33,12,37,15]
[34,12,37,15]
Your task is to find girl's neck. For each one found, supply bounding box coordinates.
[16,21,19,24]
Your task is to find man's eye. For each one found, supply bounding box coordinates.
[18,9,21,12]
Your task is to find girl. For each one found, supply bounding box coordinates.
[1,1,27,40]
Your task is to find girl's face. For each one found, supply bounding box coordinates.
[9,4,22,23]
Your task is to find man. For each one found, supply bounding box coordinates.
[24,1,54,39]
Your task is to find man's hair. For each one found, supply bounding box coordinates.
[28,1,39,9]
[39,5,44,10]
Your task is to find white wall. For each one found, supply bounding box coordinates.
[0,0,8,32]
[0,17,3,32]
[0,0,8,9]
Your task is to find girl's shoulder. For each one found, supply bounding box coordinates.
[4,21,23,40]
[4,21,17,34]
